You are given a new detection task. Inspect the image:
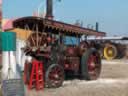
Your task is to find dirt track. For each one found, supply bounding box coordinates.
[26,59,128,96]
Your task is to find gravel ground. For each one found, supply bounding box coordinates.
[25,59,128,96]
[101,60,128,78]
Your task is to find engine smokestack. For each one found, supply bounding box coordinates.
[96,22,99,32]
[46,0,54,20]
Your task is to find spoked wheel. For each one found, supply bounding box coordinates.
[26,32,47,49]
[45,64,65,88]
[81,48,101,80]
[24,24,47,53]
[103,44,117,60]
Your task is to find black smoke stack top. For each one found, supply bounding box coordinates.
[96,22,99,32]
[46,0,54,20]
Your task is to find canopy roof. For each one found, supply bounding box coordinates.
[13,16,106,37]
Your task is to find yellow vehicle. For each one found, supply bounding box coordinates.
[87,36,128,60]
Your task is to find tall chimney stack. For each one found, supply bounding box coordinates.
[96,22,99,32]
[46,0,54,20]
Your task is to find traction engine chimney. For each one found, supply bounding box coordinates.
[46,0,54,20]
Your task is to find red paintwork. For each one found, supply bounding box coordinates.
[87,55,96,71]
[23,63,28,84]
[48,65,63,85]
[64,57,80,72]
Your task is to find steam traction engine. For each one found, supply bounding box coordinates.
[12,17,106,88]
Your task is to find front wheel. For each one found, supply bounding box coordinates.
[45,64,65,88]
[103,44,117,60]
[81,48,101,80]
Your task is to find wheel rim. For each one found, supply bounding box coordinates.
[47,65,64,87]
[87,52,101,80]
[104,45,117,60]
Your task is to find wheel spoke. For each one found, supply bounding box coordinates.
[36,24,39,48]
[30,34,36,47]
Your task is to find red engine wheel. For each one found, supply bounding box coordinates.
[81,48,101,80]
[45,64,64,88]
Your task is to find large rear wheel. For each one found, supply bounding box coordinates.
[81,48,101,80]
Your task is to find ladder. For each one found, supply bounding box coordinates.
[28,59,44,90]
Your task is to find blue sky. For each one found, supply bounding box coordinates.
[3,0,128,36]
